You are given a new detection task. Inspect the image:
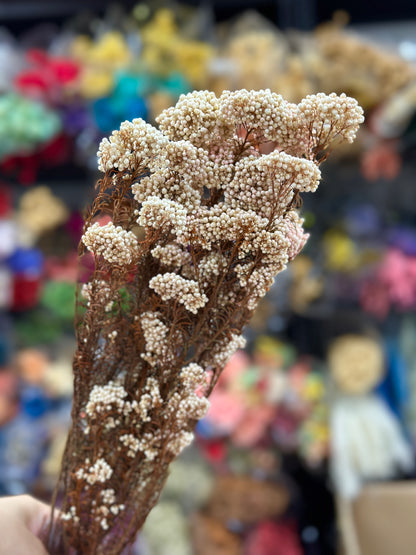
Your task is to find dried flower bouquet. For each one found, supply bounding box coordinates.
[46,89,363,554]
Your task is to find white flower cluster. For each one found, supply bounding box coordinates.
[216,289,238,307]
[190,205,264,250]
[166,388,209,423]
[236,228,291,294]
[209,143,238,170]
[61,506,79,523]
[86,376,162,429]
[96,501,125,520]
[101,488,116,505]
[156,90,220,147]
[166,431,195,456]
[119,427,166,460]
[226,151,321,218]
[82,222,139,266]
[211,160,235,187]
[218,89,293,143]
[97,118,168,172]
[104,417,121,431]
[86,382,129,417]
[132,141,213,211]
[81,280,114,312]
[140,311,171,367]
[130,431,161,461]
[120,434,141,458]
[156,89,313,163]
[151,243,191,268]
[208,333,247,369]
[149,273,208,314]
[138,197,188,241]
[76,458,113,485]
[241,226,289,259]
[298,92,364,147]
[244,261,284,310]
[162,363,210,456]
[179,362,207,389]
[75,490,126,536]
[198,252,228,287]
[95,501,125,530]
[283,211,309,261]
[175,395,210,422]
[135,377,163,421]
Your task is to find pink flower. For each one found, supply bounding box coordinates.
[232,405,275,447]
[245,520,303,555]
[361,249,416,317]
[217,350,250,388]
[206,390,246,434]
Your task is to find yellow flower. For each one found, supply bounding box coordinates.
[323,229,359,271]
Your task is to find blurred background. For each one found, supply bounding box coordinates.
[1,1,416,554]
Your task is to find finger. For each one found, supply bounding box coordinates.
[13,527,49,555]
[27,499,52,537]
[1,495,52,537]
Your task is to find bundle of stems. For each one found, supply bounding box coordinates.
[46,89,363,554]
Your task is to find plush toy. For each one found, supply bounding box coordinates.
[328,334,414,554]
[328,334,414,499]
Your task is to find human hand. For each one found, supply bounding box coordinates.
[0,494,50,555]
